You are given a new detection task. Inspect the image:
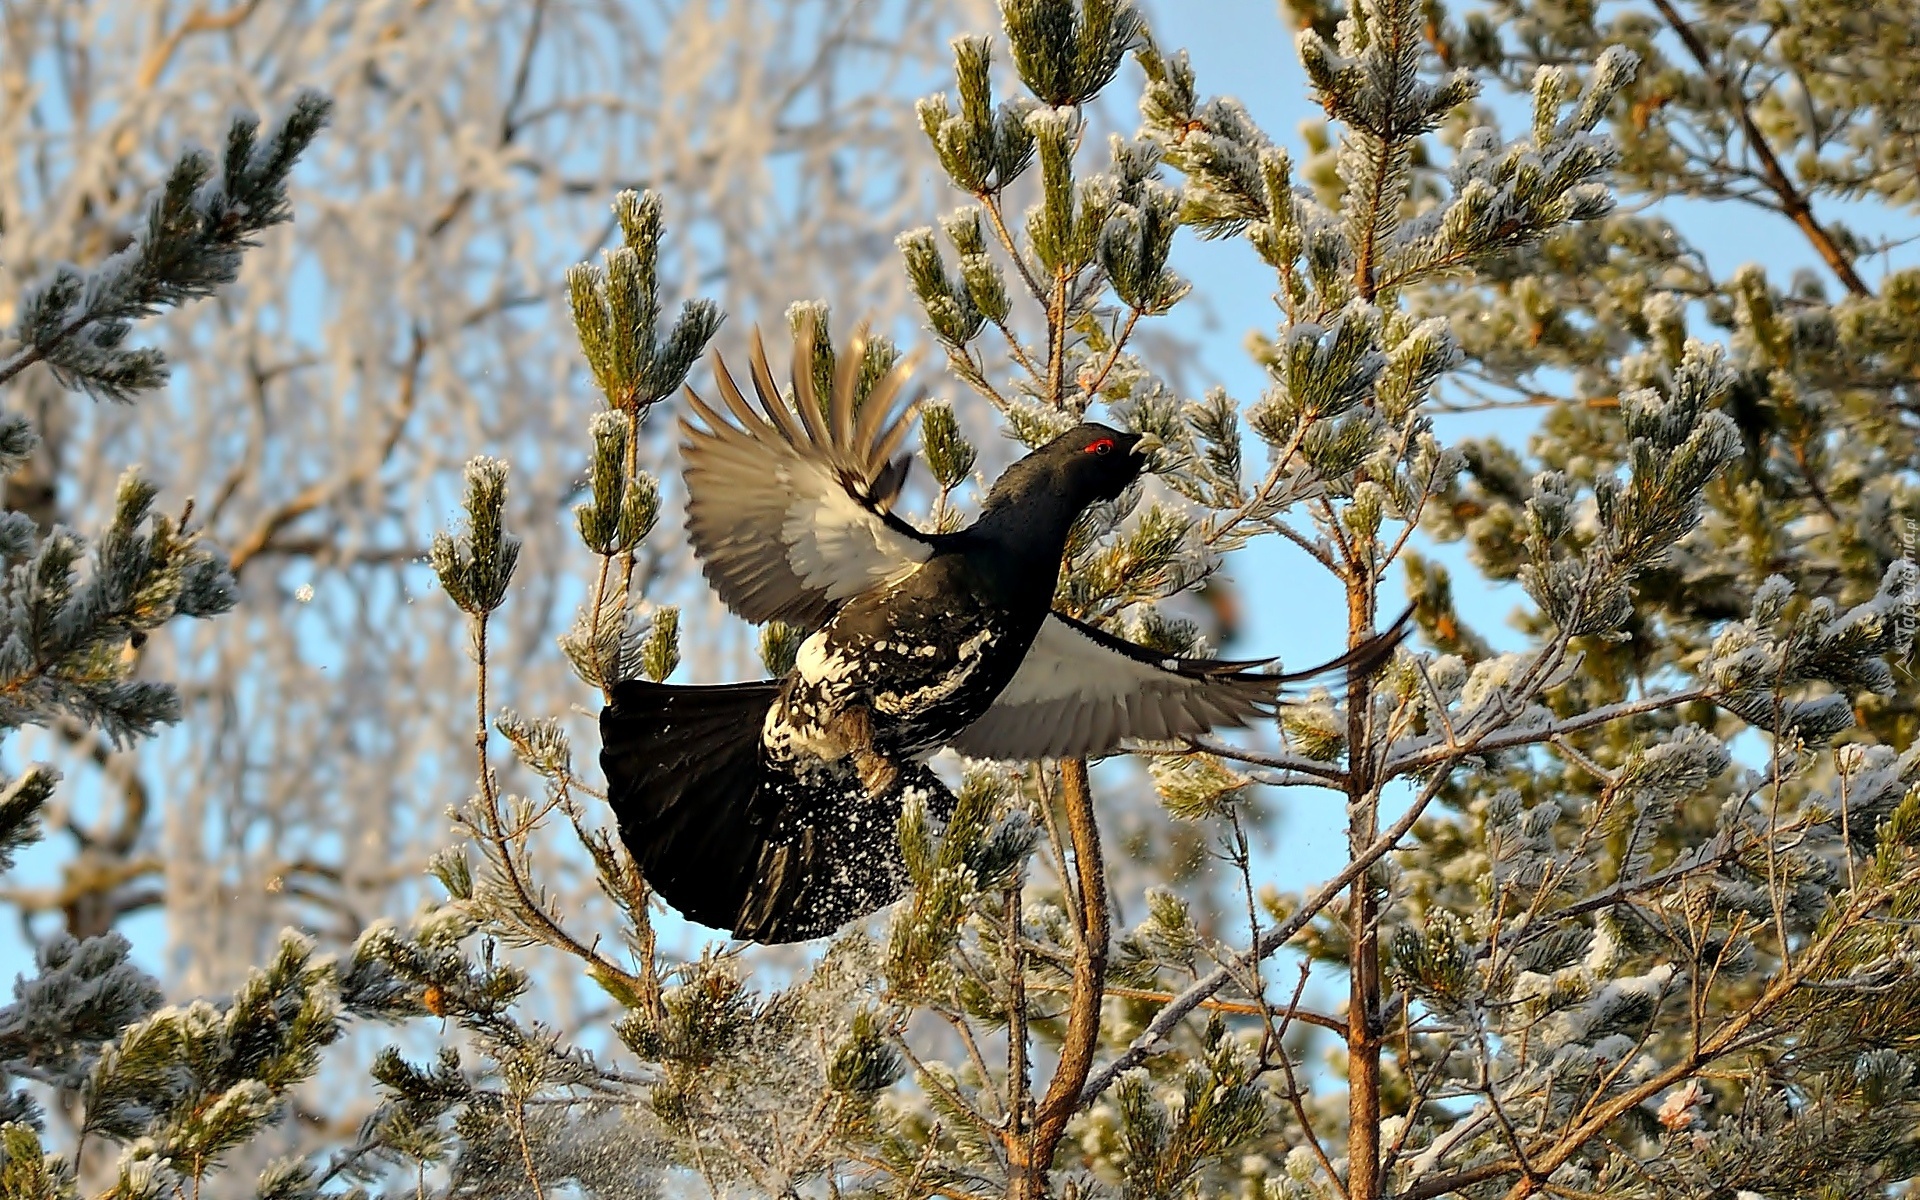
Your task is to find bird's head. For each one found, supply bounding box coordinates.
[1043,422,1159,500]
[1052,420,1152,499]
[977,422,1161,526]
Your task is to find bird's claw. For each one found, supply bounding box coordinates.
[825,704,899,797]
[853,748,899,798]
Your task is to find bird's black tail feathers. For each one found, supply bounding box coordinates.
[600,679,779,935]
[600,679,953,944]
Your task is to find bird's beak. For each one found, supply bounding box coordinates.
[1130,431,1164,471]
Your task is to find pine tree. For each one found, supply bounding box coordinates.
[0,95,443,1198]
[398,0,1920,1196]
[1356,0,1920,1193]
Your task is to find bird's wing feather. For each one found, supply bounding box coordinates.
[682,319,933,629]
[949,606,1412,761]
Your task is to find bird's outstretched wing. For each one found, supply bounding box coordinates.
[681,319,932,629]
[948,606,1413,761]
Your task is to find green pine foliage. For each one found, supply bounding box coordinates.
[0,93,447,1200]
[383,1,1920,1198]
[0,94,331,405]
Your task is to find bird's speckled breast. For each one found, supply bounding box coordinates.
[763,555,1046,770]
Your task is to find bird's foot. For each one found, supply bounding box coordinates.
[825,704,899,797]
[852,747,899,798]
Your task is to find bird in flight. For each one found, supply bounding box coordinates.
[601,319,1407,943]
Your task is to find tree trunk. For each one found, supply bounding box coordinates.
[1345,582,1383,1200]
[1007,760,1109,1199]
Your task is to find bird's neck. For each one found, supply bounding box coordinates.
[959,493,1080,610]
[950,455,1093,610]
[969,508,1070,560]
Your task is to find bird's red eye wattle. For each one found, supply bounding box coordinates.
[1085,437,1115,456]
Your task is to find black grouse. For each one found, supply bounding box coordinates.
[601,320,1407,943]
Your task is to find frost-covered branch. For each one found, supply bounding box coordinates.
[0,94,331,401]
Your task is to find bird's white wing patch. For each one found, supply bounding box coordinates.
[950,607,1413,762]
[947,612,1279,761]
[780,464,928,603]
[992,616,1171,706]
[682,320,932,629]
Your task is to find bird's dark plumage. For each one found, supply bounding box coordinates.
[602,318,1408,942]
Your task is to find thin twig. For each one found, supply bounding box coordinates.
[1081,762,1455,1104]
[1648,0,1870,297]
[1078,307,1141,400]
[980,194,1048,304]
[1276,963,1350,1200]
[1026,980,1348,1036]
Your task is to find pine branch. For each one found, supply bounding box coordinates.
[1028,760,1108,1150]
[1384,688,1717,773]
[1082,763,1451,1105]
[0,92,332,401]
